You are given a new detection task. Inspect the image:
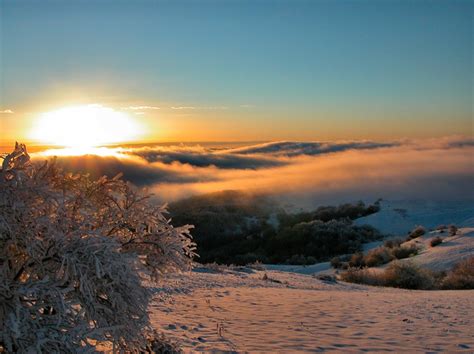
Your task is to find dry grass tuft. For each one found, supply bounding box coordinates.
[441,257,474,290]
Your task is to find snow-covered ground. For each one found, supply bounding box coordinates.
[151,267,473,353]
[146,205,474,353]
[263,261,332,275]
[399,227,474,272]
[355,200,474,236]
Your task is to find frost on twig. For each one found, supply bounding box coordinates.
[0,143,196,352]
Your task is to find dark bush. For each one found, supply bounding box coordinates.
[430,237,443,247]
[407,225,426,240]
[383,238,403,249]
[330,256,342,268]
[391,244,418,259]
[448,225,458,236]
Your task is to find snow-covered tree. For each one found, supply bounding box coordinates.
[0,143,196,352]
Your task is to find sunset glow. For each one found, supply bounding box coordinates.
[1,1,473,352]
[30,104,143,148]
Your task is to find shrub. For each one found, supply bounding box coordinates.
[339,268,384,286]
[330,257,351,270]
[349,252,365,268]
[430,236,443,247]
[383,262,434,289]
[0,143,196,352]
[383,238,403,249]
[448,225,458,236]
[407,225,426,240]
[341,261,434,289]
[341,258,473,290]
[441,257,474,289]
[330,256,342,268]
[334,243,418,270]
[364,247,393,267]
[391,244,418,259]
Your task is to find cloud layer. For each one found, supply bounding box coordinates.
[30,137,474,207]
[124,145,283,169]
[222,141,397,156]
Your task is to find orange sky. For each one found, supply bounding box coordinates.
[1,1,472,147]
[1,101,472,149]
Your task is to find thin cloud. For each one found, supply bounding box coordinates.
[170,106,228,110]
[125,105,161,110]
[222,141,397,157]
[170,106,196,110]
[0,109,14,114]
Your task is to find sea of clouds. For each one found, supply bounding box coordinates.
[30,136,474,207]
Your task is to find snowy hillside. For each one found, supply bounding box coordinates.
[400,227,474,272]
[355,200,474,236]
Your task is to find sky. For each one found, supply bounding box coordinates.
[0,0,472,144]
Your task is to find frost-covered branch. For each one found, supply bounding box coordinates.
[0,143,196,352]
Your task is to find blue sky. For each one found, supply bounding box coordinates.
[0,0,472,141]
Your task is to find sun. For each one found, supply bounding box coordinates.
[30,104,143,148]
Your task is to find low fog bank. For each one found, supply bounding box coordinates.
[28,136,474,208]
